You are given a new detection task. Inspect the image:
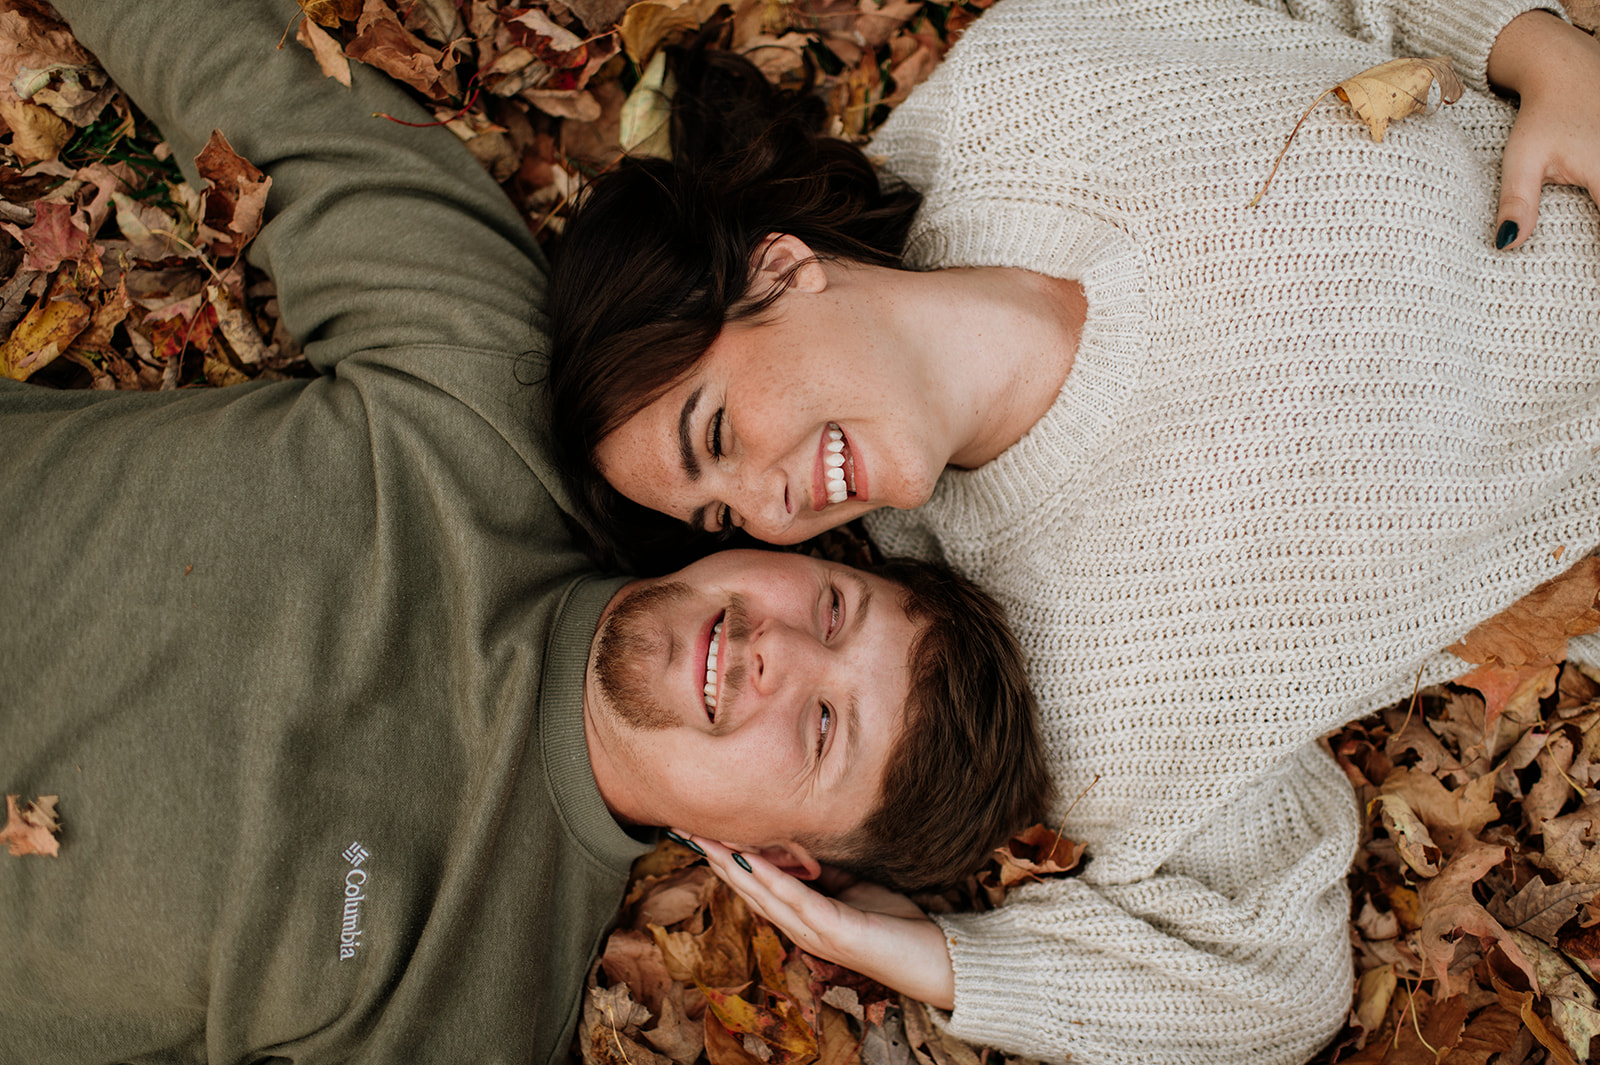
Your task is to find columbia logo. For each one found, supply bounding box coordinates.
[343,841,369,867]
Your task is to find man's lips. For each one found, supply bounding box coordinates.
[698,609,725,718]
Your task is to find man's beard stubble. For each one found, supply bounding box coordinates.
[593,581,750,732]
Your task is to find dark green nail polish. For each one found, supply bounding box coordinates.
[732,852,753,874]
[665,830,705,857]
[1495,220,1518,250]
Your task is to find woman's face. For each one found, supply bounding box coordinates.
[594,278,951,545]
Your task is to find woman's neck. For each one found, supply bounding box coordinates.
[880,265,1086,470]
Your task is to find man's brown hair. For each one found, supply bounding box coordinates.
[812,557,1054,892]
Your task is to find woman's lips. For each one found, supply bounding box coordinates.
[814,423,866,510]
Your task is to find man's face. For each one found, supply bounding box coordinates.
[583,549,920,858]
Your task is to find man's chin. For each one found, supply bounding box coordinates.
[594,580,691,732]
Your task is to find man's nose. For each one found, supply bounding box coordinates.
[743,619,821,701]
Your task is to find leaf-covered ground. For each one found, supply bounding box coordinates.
[4,1,1600,1063]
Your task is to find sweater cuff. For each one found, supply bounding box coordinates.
[1405,0,1566,94]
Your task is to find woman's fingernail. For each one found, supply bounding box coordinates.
[665,830,706,857]
[1496,220,1518,250]
[732,852,753,874]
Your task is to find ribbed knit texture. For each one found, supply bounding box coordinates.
[863,0,1598,1061]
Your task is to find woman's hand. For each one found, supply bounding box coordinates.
[1486,11,1600,250]
[686,835,957,1010]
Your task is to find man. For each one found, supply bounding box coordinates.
[0,0,1048,1061]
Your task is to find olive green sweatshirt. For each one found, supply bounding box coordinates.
[0,1,645,1062]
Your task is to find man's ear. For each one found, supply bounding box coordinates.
[751,233,828,294]
[723,839,823,880]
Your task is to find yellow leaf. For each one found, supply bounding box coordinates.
[1333,56,1462,143]
[0,292,92,381]
[1250,55,1464,206]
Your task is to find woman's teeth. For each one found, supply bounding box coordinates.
[703,620,722,713]
[825,424,854,505]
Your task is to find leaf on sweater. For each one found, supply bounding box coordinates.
[1250,56,1463,206]
[296,16,354,86]
[194,131,271,259]
[298,0,362,28]
[979,822,1085,894]
[2,794,60,857]
[344,3,460,102]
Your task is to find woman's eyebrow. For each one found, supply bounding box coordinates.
[678,384,705,482]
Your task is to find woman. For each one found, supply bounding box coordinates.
[547,2,1600,1063]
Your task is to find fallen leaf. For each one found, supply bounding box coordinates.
[0,287,91,380]
[2,794,60,857]
[1250,55,1464,205]
[979,822,1086,895]
[297,16,354,86]
[299,0,363,27]
[1450,557,1600,668]
[194,131,271,258]
[1372,793,1442,877]
[0,96,71,164]
[1417,841,1535,989]
[1492,877,1600,944]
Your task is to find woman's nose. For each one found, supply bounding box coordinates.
[733,467,796,543]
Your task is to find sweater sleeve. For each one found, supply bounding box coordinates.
[1259,0,1565,92]
[48,0,549,373]
[935,745,1360,1065]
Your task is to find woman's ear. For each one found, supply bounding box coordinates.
[751,233,828,294]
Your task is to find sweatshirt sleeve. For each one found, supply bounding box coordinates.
[1258,0,1566,92]
[935,746,1361,1065]
[47,0,549,373]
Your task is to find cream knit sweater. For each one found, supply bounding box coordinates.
[862,0,1600,1062]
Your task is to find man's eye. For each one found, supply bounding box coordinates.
[828,586,841,637]
[816,702,833,757]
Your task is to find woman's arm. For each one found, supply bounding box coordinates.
[1486,10,1600,248]
[690,744,1359,1065]
[48,0,549,372]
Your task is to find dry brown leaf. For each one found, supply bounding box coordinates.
[0,96,71,164]
[1450,557,1600,669]
[1417,841,1535,989]
[1492,877,1600,944]
[617,0,724,66]
[1539,809,1600,883]
[1372,793,1442,877]
[194,131,271,258]
[1333,56,1463,143]
[299,0,363,27]
[297,16,354,86]
[1250,56,1464,206]
[979,822,1086,897]
[2,794,60,857]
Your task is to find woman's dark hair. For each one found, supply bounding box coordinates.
[545,37,924,573]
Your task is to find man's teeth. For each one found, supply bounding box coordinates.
[825,424,851,505]
[703,621,722,712]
